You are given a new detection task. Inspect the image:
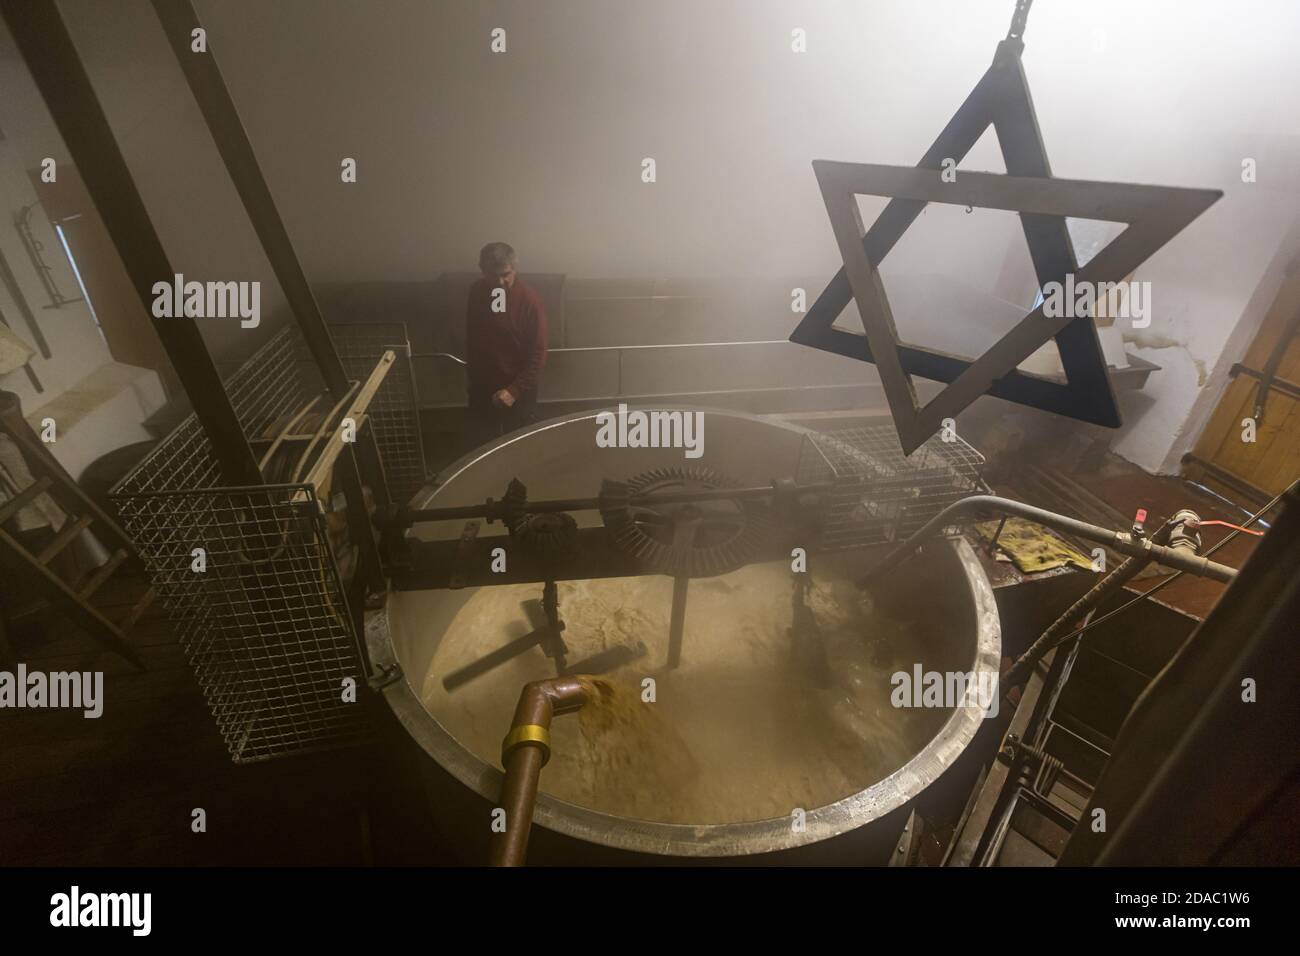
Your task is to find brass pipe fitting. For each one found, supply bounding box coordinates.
[502,723,552,766]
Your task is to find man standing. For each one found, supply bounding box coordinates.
[464,242,548,449]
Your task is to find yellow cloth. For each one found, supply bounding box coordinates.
[976,517,1094,573]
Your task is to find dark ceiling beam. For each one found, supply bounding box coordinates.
[149,0,350,402]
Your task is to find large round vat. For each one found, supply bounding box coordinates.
[378,408,1000,863]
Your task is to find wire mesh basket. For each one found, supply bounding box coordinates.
[797,420,986,551]
[328,322,427,507]
[110,324,421,763]
[114,483,367,762]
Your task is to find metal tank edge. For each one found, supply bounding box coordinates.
[369,407,1001,863]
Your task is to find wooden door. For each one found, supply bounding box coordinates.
[1183,263,1300,506]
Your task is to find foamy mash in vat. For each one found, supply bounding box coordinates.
[421,557,952,824]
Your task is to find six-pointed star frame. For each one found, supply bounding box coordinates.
[808,160,1221,454]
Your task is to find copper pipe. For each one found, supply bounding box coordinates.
[489,676,597,866]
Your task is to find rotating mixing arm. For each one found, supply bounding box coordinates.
[538,580,568,673]
[789,577,832,688]
[442,580,647,692]
[441,581,568,691]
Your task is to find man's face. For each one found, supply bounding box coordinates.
[485,264,516,289]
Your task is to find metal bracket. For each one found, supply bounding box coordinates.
[14,205,83,310]
[1250,305,1300,423]
[0,242,52,359]
[367,661,404,690]
[448,520,480,590]
[888,808,923,867]
[790,39,1220,454]
[998,733,1064,798]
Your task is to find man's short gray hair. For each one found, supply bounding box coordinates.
[479,242,517,273]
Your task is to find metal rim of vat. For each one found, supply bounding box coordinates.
[377,407,1002,858]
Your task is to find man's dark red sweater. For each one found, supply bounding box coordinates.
[465,277,548,399]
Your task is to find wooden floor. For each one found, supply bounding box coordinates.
[0,570,391,866]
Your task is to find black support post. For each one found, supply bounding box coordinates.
[149,0,351,399]
[147,0,392,612]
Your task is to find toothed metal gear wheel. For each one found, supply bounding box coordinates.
[512,511,579,560]
[598,466,770,577]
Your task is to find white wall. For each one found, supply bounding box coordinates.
[0,132,167,479]
[0,135,110,408]
[0,2,291,373]
[4,0,1298,471]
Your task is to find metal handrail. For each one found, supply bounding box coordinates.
[420,351,467,366]
[410,339,792,364]
[411,340,816,399]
